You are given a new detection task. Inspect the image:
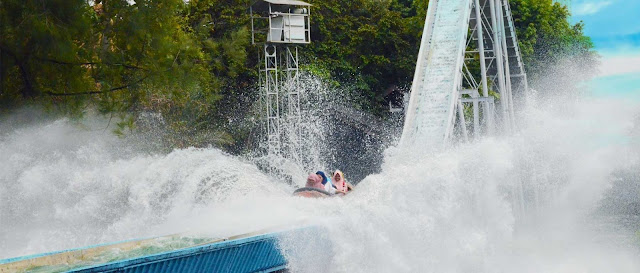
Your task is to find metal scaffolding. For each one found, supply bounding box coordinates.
[284,47,302,163]
[263,44,281,156]
[251,0,311,162]
[402,0,528,146]
[463,0,528,139]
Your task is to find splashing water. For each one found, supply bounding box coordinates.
[1,93,640,272]
[280,95,640,272]
[0,118,312,258]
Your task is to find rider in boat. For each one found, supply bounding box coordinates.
[305,172,324,190]
[332,170,349,194]
[295,171,335,198]
[315,171,336,194]
[295,170,354,198]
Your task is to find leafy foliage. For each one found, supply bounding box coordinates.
[0,0,210,110]
[0,0,596,151]
[305,0,427,114]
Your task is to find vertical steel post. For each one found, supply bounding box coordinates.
[497,0,516,130]
[264,44,281,156]
[268,4,272,42]
[475,0,492,135]
[284,46,301,164]
[488,0,509,131]
[258,48,265,141]
[475,0,489,99]
[307,7,311,42]
[458,100,469,142]
[473,95,480,137]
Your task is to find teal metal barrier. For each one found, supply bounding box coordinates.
[0,227,324,273]
[71,232,287,273]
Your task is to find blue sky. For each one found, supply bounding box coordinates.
[566,0,640,98]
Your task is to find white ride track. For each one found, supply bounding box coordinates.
[401,0,473,148]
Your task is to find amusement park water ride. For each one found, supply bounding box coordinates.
[1,0,529,271]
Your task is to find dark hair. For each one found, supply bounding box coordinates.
[315,171,328,184]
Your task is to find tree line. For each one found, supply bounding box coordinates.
[0,0,596,152]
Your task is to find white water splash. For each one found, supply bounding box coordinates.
[0,119,311,258]
[281,96,640,272]
[1,94,639,273]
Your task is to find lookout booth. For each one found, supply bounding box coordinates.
[250,0,311,166]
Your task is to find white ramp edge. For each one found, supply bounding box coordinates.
[401,0,472,149]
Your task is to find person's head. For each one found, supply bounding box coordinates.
[333,170,344,182]
[306,173,323,189]
[332,170,347,191]
[316,171,329,184]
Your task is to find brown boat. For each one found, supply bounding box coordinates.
[292,183,354,198]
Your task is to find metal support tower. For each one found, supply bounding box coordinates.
[258,45,303,159]
[251,0,311,161]
[461,0,528,139]
[402,0,528,147]
[262,44,281,156]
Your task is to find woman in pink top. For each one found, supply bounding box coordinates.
[332,170,350,194]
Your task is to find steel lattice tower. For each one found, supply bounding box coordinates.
[402,0,528,147]
[251,0,311,164]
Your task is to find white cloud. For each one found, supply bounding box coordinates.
[598,53,640,77]
[574,1,614,16]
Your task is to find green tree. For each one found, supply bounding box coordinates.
[182,0,258,150]
[0,0,214,119]
[0,0,94,112]
[0,0,598,151]
[305,0,425,114]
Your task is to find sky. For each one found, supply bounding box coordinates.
[567,0,640,98]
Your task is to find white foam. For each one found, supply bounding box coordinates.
[1,97,639,272]
[281,96,640,272]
